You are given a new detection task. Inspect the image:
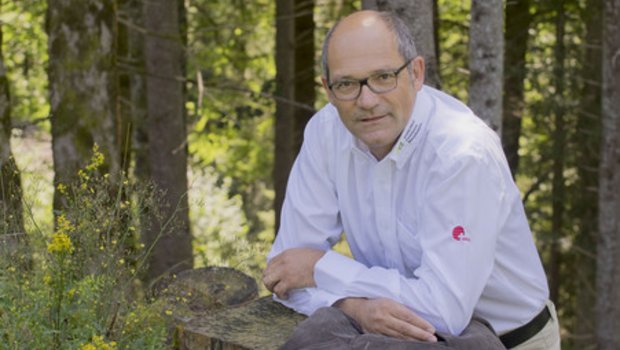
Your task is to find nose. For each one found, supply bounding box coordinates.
[356,84,380,110]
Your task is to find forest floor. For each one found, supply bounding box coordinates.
[11,128,54,232]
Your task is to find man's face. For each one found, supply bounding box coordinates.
[323,14,424,160]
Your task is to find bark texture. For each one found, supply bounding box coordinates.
[177,296,305,350]
[573,0,602,346]
[117,0,149,182]
[0,21,24,236]
[549,0,567,308]
[362,0,441,88]
[468,0,504,134]
[46,0,120,210]
[293,0,316,153]
[142,0,193,279]
[273,0,315,233]
[501,0,531,176]
[597,0,620,348]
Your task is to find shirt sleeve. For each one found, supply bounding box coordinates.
[267,113,346,315]
[313,147,508,335]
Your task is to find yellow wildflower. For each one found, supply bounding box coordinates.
[78,169,89,181]
[80,335,117,350]
[56,215,76,235]
[165,309,173,316]
[85,144,105,172]
[57,183,67,194]
[47,232,74,254]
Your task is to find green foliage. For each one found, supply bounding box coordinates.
[186,0,276,243]
[514,1,598,347]
[0,147,168,350]
[437,0,470,101]
[0,0,49,126]
[189,166,272,292]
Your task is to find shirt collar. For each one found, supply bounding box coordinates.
[349,86,433,165]
[388,86,433,168]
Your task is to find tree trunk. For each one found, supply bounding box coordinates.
[46,0,120,211]
[0,19,24,236]
[142,0,193,280]
[597,0,620,348]
[293,0,316,153]
[468,0,503,135]
[116,0,140,173]
[573,0,602,347]
[273,0,316,234]
[501,0,531,176]
[117,0,149,183]
[549,0,566,308]
[362,0,441,88]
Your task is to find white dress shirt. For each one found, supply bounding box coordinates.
[268,86,549,335]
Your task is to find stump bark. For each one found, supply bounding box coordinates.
[164,267,306,350]
[160,266,259,323]
[177,296,306,350]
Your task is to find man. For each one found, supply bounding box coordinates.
[263,10,560,350]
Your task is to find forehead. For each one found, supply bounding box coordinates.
[328,16,402,79]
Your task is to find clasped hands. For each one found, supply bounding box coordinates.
[262,248,437,342]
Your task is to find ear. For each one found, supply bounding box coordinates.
[321,76,335,103]
[411,56,425,91]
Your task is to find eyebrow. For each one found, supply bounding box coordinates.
[332,67,397,81]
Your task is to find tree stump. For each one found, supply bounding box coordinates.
[176,296,306,350]
[159,266,259,324]
[163,267,306,350]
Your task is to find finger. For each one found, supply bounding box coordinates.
[262,274,278,292]
[390,304,435,334]
[385,318,437,342]
[273,281,289,300]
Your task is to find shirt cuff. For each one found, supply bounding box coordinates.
[314,250,367,295]
[273,287,345,316]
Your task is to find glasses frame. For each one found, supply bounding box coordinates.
[327,58,414,101]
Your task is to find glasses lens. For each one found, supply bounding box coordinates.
[332,80,360,100]
[368,72,397,93]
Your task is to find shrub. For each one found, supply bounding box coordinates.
[0,145,168,350]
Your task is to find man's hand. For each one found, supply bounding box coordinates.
[262,248,326,299]
[335,297,437,342]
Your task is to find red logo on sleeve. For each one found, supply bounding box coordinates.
[452,226,470,241]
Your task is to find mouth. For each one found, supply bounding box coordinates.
[360,114,387,122]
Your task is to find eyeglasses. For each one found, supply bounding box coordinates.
[327,58,413,101]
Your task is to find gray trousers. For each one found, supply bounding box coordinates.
[280,307,506,350]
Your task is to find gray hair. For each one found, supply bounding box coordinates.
[321,11,418,83]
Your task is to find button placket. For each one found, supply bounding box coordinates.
[373,161,400,269]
